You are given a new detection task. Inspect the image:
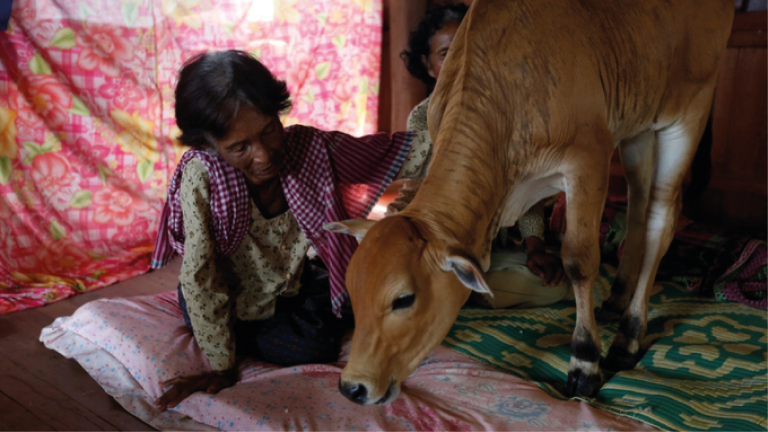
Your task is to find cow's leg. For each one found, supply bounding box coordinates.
[605,93,713,371]
[561,129,613,398]
[597,132,655,322]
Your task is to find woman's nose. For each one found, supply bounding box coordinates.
[251,145,272,164]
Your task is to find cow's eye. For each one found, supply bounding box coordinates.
[392,294,415,311]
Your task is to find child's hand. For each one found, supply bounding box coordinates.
[526,252,566,287]
[155,368,239,410]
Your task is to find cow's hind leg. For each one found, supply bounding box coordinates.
[597,131,655,322]
[561,127,613,398]
[605,92,713,371]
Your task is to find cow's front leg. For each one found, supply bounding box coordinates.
[561,134,612,398]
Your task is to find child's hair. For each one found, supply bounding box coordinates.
[400,3,469,88]
[174,50,292,149]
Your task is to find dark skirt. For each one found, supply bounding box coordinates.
[177,259,355,367]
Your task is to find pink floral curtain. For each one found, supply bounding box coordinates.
[0,0,383,314]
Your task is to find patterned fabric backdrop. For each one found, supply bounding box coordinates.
[0,0,383,314]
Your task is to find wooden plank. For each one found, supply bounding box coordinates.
[709,174,768,195]
[0,258,180,431]
[0,262,181,431]
[723,193,768,233]
[728,48,767,174]
[696,189,724,225]
[731,11,767,33]
[0,308,61,348]
[0,316,158,432]
[0,388,54,431]
[0,352,119,430]
[728,31,768,47]
[712,49,740,168]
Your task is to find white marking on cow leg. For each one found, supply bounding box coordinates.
[607,89,714,371]
[569,357,600,376]
[599,131,655,322]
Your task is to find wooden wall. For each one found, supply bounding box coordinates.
[699,12,767,234]
[377,0,428,134]
[378,0,471,134]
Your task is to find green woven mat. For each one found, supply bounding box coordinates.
[443,264,768,431]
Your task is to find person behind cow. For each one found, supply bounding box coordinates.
[389,3,572,308]
[151,49,433,409]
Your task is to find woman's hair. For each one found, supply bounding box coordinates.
[400,3,468,88]
[174,50,292,149]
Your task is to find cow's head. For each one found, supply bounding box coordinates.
[324,215,491,405]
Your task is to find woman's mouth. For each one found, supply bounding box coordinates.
[252,163,273,175]
[248,162,280,182]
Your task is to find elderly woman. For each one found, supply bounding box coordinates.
[151,50,431,409]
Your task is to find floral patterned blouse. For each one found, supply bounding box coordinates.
[179,133,431,371]
[386,97,546,241]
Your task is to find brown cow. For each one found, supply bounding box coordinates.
[325,0,734,405]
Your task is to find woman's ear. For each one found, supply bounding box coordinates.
[204,132,220,155]
[422,54,436,79]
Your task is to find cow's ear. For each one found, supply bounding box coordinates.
[323,219,376,240]
[442,251,493,296]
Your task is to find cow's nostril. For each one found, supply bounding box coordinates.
[350,384,368,403]
[339,380,368,405]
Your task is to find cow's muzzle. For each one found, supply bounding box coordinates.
[338,378,399,405]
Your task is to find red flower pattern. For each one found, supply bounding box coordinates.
[17,75,73,129]
[92,178,150,226]
[77,24,134,77]
[1,0,383,313]
[30,152,80,211]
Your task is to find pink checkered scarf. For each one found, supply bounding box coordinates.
[151,149,251,267]
[152,125,414,316]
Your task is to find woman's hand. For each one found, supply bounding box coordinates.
[524,236,567,287]
[155,368,239,410]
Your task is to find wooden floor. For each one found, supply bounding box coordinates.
[0,258,182,431]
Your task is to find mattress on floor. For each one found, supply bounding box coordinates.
[40,291,654,431]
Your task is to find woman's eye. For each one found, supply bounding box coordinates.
[392,294,415,311]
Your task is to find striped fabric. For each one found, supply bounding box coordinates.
[281,125,413,315]
[152,125,413,316]
[150,150,251,268]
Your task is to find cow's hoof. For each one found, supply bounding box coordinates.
[603,345,641,372]
[565,369,601,398]
[597,298,627,323]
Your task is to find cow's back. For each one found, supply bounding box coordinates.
[428,0,734,161]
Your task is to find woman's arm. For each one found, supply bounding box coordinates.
[393,130,432,181]
[177,159,236,370]
[157,159,238,409]
[394,97,433,181]
[386,98,433,215]
[519,202,566,286]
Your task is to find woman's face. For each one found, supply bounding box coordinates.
[424,20,461,82]
[214,104,284,186]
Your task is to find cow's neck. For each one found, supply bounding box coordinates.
[403,150,509,270]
